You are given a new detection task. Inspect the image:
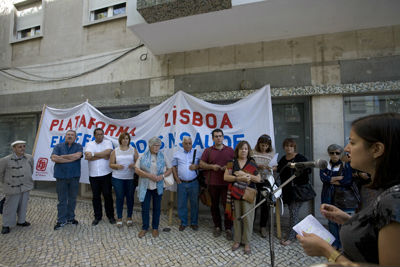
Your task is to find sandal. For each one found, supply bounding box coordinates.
[127,218,133,227]
[280,240,292,246]
[244,245,251,255]
[116,219,123,228]
[232,242,240,251]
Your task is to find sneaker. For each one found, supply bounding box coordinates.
[126,218,133,227]
[179,225,186,231]
[225,229,233,241]
[1,226,10,234]
[54,222,66,230]
[213,227,222,237]
[116,219,123,228]
[67,219,79,225]
[17,222,31,227]
[190,225,199,231]
[108,218,116,224]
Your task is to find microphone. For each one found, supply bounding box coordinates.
[288,159,328,169]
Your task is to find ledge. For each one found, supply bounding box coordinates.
[136,0,232,23]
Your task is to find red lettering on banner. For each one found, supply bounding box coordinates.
[172,106,177,125]
[65,119,73,130]
[129,128,136,137]
[79,115,87,128]
[88,117,96,129]
[50,120,59,131]
[192,112,202,126]
[179,109,190,124]
[164,109,234,129]
[220,113,233,129]
[164,114,171,127]
[96,121,105,129]
[105,124,117,136]
[116,126,129,137]
[74,116,81,128]
[206,114,217,128]
[58,120,64,131]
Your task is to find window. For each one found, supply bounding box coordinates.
[88,1,126,22]
[94,7,108,20]
[18,25,41,39]
[10,0,43,43]
[113,3,126,16]
[343,93,400,144]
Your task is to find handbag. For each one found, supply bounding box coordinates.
[199,187,212,207]
[242,187,257,203]
[198,148,212,207]
[0,197,4,214]
[333,187,359,209]
[164,173,174,187]
[293,183,316,202]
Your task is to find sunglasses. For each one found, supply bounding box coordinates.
[329,151,341,155]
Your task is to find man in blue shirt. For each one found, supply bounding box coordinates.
[51,130,83,230]
[172,136,201,231]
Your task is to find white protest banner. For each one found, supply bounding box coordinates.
[33,85,274,184]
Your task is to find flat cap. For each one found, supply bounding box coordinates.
[11,140,26,147]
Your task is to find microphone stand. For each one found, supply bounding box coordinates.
[239,167,303,267]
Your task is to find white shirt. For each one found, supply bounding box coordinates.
[172,148,200,181]
[85,139,113,177]
[112,146,135,180]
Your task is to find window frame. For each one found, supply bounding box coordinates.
[83,1,127,27]
[9,0,44,44]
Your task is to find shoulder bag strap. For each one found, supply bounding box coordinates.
[206,148,211,188]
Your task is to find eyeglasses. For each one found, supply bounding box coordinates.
[329,152,341,155]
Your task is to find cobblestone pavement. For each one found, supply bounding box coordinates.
[0,195,325,267]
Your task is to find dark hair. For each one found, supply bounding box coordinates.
[234,140,253,160]
[118,132,131,145]
[93,128,104,136]
[211,128,223,138]
[351,112,400,189]
[282,138,296,151]
[255,134,273,153]
[66,130,76,135]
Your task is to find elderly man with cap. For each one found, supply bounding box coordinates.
[0,140,34,234]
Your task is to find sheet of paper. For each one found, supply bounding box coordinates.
[268,153,278,167]
[293,214,335,245]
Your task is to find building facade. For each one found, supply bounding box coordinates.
[1,0,400,218]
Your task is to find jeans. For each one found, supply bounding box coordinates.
[90,173,114,220]
[141,189,162,230]
[177,179,199,226]
[112,178,135,219]
[56,177,80,223]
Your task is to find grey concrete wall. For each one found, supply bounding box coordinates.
[9,0,140,67]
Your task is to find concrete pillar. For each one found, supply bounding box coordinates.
[312,95,344,222]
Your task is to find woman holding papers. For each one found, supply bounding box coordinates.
[253,134,277,238]
[298,113,400,266]
[224,140,261,255]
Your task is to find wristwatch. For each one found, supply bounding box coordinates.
[327,250,341,263]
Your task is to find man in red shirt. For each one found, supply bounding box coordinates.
[200,129,234,240]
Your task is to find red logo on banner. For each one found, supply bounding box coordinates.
[36,158,48,171]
